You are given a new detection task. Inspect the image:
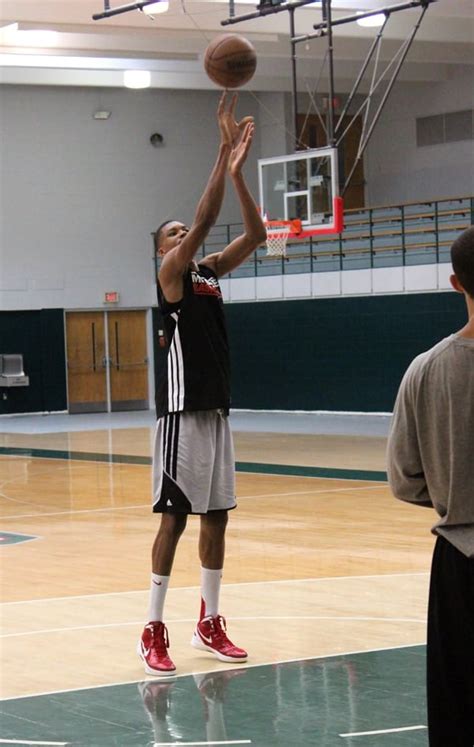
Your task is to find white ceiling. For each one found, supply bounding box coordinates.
[0,0,473,90]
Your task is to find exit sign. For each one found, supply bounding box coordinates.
[104,291,119,303]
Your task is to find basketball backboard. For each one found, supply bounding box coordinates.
[258,147,343,238]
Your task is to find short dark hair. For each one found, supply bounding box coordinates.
[451,226,474,298]
[153,219,176,254]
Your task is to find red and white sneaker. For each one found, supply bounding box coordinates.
[137,621,176,676]
[191,615,247,663]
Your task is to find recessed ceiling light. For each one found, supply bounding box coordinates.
[356,12,386,27]
[142,1,169,14]
[123,70,151,89]
[12,29,59,45]
[0,22,19,32]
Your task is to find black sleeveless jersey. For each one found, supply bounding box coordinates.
[155,263,231,417]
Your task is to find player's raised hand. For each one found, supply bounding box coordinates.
[229,121,254,177]
[217,92,253,147]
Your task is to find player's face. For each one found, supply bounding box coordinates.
[159,222,189,255]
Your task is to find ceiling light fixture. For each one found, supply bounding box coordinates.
[0,22,19,32]
[123,70,151,88]
[356,11,386,27]
[11,29,59,45]
[142,1,169,14]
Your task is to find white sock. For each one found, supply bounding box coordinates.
[148,573,170,623]
[200,567,222,619]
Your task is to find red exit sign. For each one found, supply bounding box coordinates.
[104,291,119,303]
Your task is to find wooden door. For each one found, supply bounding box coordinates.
[297,113,365,210]
[66,312,107,414]
[107,310,148,411]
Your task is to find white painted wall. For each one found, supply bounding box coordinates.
[0,76,472,312]
[0,85,262,311]
[224,263,454,302]
[364,64,474,205]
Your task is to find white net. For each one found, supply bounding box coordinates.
[265,224,291,257]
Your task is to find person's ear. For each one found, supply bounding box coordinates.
[450,274,464,294]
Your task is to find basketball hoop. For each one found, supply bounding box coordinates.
[265,219,302,257]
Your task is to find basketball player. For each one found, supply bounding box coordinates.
[387,225,474,747]
[138,93,267,675]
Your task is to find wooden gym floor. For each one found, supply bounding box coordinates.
[0,412,434,746]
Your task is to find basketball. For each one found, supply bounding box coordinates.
[204,34,257,89]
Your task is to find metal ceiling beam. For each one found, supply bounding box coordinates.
[92,0,166,20]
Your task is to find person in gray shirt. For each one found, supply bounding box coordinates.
[387,225,474,747]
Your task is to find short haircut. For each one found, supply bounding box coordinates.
[451,226,474,298]
[153,219,176,253]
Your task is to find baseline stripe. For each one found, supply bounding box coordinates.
[0,447,387,481]
[0,741,69,746]
[0,644,424,701]
[153,741,251,746]
[340,725,427,737]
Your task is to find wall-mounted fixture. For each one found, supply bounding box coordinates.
[150,132,164,147]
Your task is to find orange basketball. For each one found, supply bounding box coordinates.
[204,33,257,89]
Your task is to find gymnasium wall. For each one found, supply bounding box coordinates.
[0,86,261,312]
[225,291,467,412]
[1,73,473,312]
[364,65,474,205]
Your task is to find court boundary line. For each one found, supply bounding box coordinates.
[0,572,430,606]
[0,483,389,522]
[0,642,424,702]
[153,741,252,746]
[0,740,69,746]
[1,614,426,639]
[340,724,427,737]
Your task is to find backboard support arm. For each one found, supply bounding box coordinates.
[223,0,435,168]
[341,3,429,196]
[92,0,166,20]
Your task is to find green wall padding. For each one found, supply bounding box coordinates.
[0,309,67,414]
[225,292,466,412]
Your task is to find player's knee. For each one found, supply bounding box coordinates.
[202,509,228,535]
[159,512,187,540]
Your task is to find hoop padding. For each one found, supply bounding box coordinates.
[266,223,291,257]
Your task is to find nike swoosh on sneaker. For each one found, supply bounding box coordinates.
[198,631,214,645]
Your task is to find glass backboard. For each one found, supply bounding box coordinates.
[258,147,343,238]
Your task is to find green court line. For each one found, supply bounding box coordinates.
[236,461,387,482]
[0,446,150,465]
[0,446,387,482]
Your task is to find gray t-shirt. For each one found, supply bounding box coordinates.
[387,333,474,558]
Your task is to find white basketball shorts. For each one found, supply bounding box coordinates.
[152,409,236,514]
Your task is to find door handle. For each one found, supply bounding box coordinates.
[115,322,120,370]
[91,323,96,372]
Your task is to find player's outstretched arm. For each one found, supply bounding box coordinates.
[201,121,267,278]
[160,93,251,284]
